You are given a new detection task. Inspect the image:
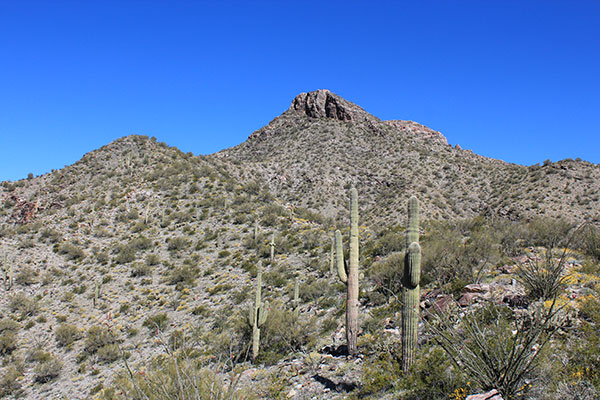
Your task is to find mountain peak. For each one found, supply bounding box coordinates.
[289,89,375,122]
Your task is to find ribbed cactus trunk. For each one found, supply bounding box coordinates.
[329,236,335,277]
[402,196,421,372]
[346,187,359,355]
[293,278,300,318]
[249,268,268,362]
[269,233,275,262]
[335,230,347,283]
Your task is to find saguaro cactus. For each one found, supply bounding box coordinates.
[93,281,100,308]
[248,268,268,362]
[335,187,360,355]
[401,196,421,372]
[329,235,335,277]
[292,278,300,318]
[269,233,275,262]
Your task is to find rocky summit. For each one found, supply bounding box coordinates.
[0,90,599,400]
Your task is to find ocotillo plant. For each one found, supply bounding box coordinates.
[335,187,360,355]
[269,233,275,262]
[248,268,268,362]
[401,196,421,372]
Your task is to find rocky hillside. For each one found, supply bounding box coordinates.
[0,91,599,400]
[216,89,600,225]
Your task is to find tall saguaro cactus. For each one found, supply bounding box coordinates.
[402,196,421,372]
[248,268,268,362]
[334,187,360,355]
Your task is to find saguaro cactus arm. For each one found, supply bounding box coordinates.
[335,230,347,283]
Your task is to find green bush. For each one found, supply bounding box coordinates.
[143,313,169,333]
[58,242,86,260]
[110,353,247,400]
[8,292,38,316]
[96,343,121,363]
[85,325,118,354]
[55,323,81,347]
[0,366,22,397]
[33,355,63,383]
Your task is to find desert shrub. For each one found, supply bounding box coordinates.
[250,301,316,365]
[55,323,81,347]
[299,279,333,303]
[167,236,190,251]
[15,266,38,285]
[96,343,121,363]
[146,253,160,266]
[554,380,599,400]
[115,245,136,264]
[168,265,197,285]
[368,252,404,302]
[421,220,500,286]
[430,302,562,399]
[33,355,63,383]
[0,366,22,397]
[516,248,569,300]
[143,313,169,334]
[526,217,575,248]
[85,325,118,354]
[564,296,600,390]
[8,292,38,316]
[576,224,600,262]
[398,347,468,400]
[58,242,86,260]
[110,353,246,400]
[0,331,17,355]
[131,262,152,277]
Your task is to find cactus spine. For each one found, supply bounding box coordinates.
[401,196,421,372]
[249,268,268,362]
[334,188,359,355]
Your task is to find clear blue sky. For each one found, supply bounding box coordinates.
[1,1,599,182]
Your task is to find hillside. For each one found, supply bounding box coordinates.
[216,89,600,225]
[0,92,599,400]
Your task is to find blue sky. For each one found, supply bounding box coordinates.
[1,1,598,182]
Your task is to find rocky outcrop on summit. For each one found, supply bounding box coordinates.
[216,89,600,224]
[290,89,376,122]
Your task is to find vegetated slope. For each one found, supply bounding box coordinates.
[216,89,600,225]
[0,136,343,399]
[1,91,600,400]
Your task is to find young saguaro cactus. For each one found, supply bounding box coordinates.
[292,277,300,319]
[269,233,275,263]
[401,196,421,372]
[248,267,268,362]
[335,187,360,355]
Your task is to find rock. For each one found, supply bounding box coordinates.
[458,292,483,306]
[465,389,503,400]
[462,284,490,294]
[290,89,372,122]
[432,295,453,313]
